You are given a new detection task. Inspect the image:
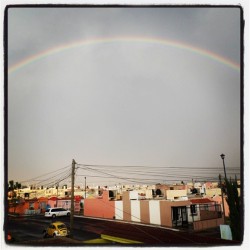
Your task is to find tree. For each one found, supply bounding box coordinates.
[8,180,22,214]
[225,176,241,241]
[8,180,22,191]
[8,180,14,191]
[15,182,21,189]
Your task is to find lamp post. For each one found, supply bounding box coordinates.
[219,174,226,224]
[84,177,86,199]
[220,154,227,180]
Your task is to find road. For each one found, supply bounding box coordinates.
[5,214,239,246]
[6,215,100,244]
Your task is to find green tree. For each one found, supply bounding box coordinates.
[15,182,21,189]
[8,180,22,214]
[225,176,241,241]
[8,180,14,191]
[8,180,22,191]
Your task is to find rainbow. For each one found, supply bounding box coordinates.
[8,36,240,74]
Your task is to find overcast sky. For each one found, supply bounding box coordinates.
[7,6,242,187]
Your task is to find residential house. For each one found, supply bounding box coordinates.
[84,190,223,231]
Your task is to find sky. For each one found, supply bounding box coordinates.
[7,6,242,187]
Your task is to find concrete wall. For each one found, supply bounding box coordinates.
[84,191,115,219]
[205,188,221,197]
[84,191,223,231]
[48,199,57,208]
[159,200,172,227]
[140,200,150,224]
[149,200,161,225]
[57,200,71,210]
[8,199,40,214]
[123,191,131,221]
[145,189,153,199]
[9,203,26,214]
[160,200,192,226]
[115,200,123,220]
[193,217,224,231]
[131,200,141,222]
[200,210,220,220]
[166,190,187,200]
[129,191,139,200]
[212,196,229,217]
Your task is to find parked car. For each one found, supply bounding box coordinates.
[43,221,70,238]
[44,207,70,218]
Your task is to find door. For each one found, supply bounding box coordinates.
[181,207,188,226]
[172,207,179,227]
[172,206,188,227]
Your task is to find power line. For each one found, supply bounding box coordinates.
[19,165,72,188]
[77,165,149,185]
[76,164,239,186]
[77,163,240,170]
[76,164,239,178]
[19,164,71,183]
[15,161,240,189]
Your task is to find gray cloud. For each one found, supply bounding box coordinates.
[7,7,241,185]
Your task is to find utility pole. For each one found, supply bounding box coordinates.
[56,183,59,207]
[70,159,76,237]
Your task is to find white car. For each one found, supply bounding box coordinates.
[45,207,71,218]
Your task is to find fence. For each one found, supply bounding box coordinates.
[24,209,41,215]
[187,203,223,231]
[198,203,222,221]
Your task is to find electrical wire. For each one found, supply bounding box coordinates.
[76,163,240,186]
[20,165,72,188]
[19,164,71,183]
[17,161,240,189]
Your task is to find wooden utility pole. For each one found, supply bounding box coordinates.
[56,183,59,207]
[70,159,76,236]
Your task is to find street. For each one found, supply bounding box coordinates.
[6,215,100,244]
[5,214,239,246]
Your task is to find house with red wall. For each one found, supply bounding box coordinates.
[47,196,83,213]
[8,198,41,215]
[212,195,229,217]
[84,190,223,231]
[84,191,115,219]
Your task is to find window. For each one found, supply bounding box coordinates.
[190,205,197,215]
[29,202,34,210]
[58,224,67,229]
[109,190,114,198]
[156,189,162,195]
[204,204,209,211]
[172,207,179,221]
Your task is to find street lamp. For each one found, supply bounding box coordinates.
[220,154,227,180]
[219,174,226,223]
[84,177,86,199]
